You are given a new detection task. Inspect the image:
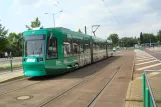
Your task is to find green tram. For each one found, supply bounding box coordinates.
[22,27,113,76]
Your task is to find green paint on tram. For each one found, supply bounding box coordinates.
[22,27,113,76]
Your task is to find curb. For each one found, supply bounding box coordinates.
[0,75,26,84]
[0,70,25,84]
[131,51,136,80]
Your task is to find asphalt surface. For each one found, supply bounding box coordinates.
[144,48,161,60]
[0,51,134,107]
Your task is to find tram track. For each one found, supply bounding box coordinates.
[0,73,67,96]
[87,60,127,107]
[0,56,118,97]
[0,77,49,96]
[0,54,128,107]
[37,58,128,107]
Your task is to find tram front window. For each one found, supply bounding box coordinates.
[24,35,45,57]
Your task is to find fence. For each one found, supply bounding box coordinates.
[142,70,160,107]
[0,57,22,72]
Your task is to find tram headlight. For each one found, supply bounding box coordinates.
[23,58,26,62]
[37,58,44,62]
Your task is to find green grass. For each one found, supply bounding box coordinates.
[0,64,22,71]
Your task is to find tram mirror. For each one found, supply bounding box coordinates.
[48,32,53,46]
[50,32,53,39]
[48,37,52,44]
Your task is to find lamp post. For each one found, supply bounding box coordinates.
[45,10,63,28]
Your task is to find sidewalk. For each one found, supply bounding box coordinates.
[125,49,161,107]
[147,47,161,52]
[0,69,24,83]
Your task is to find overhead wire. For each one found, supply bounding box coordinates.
[101,0,121,27]
[46,0,69,13]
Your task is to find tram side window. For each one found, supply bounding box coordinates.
[72,41,79,55]
[96,44,100,52]
[100,44,103,52]
[101,44,106,52]
[64,39,72,57]
[108,44,113,50]
[80,43,84,54]
[104,44,106,51]
[47,37,57,59]
[84,43,90,54]
[93,43,96,53]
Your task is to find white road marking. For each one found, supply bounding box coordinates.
[136,57,153,60]
[136,53,150,55]
[136,63,161,71]
[136,54,151,57]
[136,55,152,58]
[136,57,155,62]
[135,60,158,65]
[135,72,160,80]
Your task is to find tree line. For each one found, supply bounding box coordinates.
[1,16,161,57]
[0,17,41,57]
[107,34,138,47]
[140,31,161,44]
[108,30,161,47]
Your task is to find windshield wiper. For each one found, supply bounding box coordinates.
[32,42,35,56]
[39,44,42,56]
[35,43,43,56]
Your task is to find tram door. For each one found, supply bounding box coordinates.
[79,43,85,67]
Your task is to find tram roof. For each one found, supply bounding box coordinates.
[23,27,112,44]
[53,27,107,43]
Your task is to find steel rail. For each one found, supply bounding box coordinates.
[87,60,127,107]
[38,59,127,107]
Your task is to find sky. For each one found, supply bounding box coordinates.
[0,0,161,39]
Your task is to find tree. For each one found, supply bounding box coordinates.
[156,30,161,42]
[0,24,8,53]
[108,34,119,45]
[26,17,41,30]
[77,29,82,33]
[6,32,22,56]
[142,33,156,43]
[119,37,138,47]
[140,32,143,44]
[7,32,17,43]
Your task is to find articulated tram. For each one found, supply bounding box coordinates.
[22,27,113,76]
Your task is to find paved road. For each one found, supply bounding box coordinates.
[0,51,134,107]
[144,48,161,61]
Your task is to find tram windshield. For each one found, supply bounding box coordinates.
[24,35,45,57]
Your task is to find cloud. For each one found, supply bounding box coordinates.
[6,0,161,38]
[54,0,161,38]
[11,0,58,14]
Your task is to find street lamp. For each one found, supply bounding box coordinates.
[45,10,63,28]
